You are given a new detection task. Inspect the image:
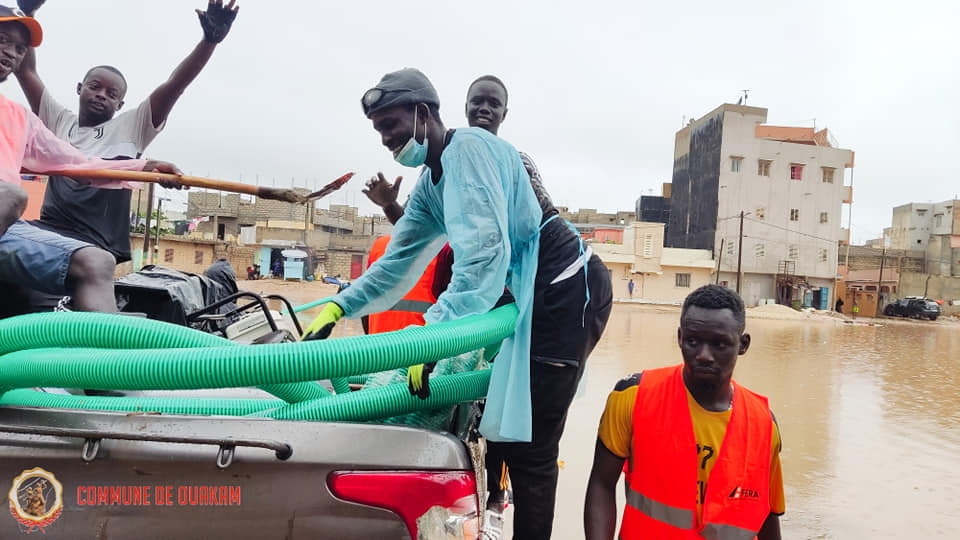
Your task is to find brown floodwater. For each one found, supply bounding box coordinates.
[244,282,960,538]
[549,304,960,539]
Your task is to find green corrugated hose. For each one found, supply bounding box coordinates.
[0,369,488,422]
[0,389,281,416]
[0,311,330,402]
[253,369,492,421]
[0,305,517,422]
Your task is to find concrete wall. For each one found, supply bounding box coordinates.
[326,249,367,279]
[606,262,633,298]
[639,266,713,303]
[594,228,624,244]
[925,235,955,277]
[714,107,852,280]
[602,260,711,304]
[716,271,776,307]
[632,222,665,273]
[840,245,925,273]
[897,271,960,315]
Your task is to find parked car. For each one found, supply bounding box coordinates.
[883,297,941,320]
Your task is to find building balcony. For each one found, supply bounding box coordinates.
[842,186,853,204]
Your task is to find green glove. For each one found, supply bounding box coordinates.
[301,302,344,341]
[407,361,436,400]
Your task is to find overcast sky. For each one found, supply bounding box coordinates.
[5,0,957,244]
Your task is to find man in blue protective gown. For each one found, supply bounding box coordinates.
[302,68,612,539]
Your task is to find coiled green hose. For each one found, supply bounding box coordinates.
[0,303,515,424]
[255,369,491,421]
[0,389,281,416]
[0,305,516,393]
[0,368,487,423]
[0,311,330,402]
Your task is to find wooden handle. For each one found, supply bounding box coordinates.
[44,169,262,196]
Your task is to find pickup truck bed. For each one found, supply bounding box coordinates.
[0,406,478,539]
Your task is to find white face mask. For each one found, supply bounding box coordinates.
[393,105,429,168]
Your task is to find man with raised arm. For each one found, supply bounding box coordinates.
[14,0,238,264]
[0,5,181,313]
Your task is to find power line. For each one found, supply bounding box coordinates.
[741,217,838,243]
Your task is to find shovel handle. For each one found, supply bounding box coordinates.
[43,169,262,196]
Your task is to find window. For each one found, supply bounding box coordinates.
[195,250,204,264]
[754,243,765,258]
[164,248,174,263]
[755,207,766,220]
[790,164,804,180]
[758,160,772,177]
[675,273,691,288]
[821,167,835,183]
[788,245,799,259]
[790,209,799,221]
[730,156,743,173]
[726,241,734,256]
[820,212,829,224]
[642,233,654,257]
[935,214,943,228]
[818,248,828,262]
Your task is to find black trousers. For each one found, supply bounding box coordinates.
[486,255,612,539]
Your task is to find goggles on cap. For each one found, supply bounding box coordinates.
[361,88,384,116]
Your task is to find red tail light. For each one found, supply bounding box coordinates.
[328,470,479,539]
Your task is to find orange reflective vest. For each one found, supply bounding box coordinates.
[366,235,439,334]
[620,365,771,540]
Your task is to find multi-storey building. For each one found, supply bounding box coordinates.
[887,199,960,277]
[666,103,854,307]
[888,203,934,251]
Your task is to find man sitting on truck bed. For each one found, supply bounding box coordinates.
[12,0,239,310]
[0,6,181,313]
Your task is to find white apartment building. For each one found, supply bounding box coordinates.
[667,104,854,307]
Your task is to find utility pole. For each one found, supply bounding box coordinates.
[715,238,724,284]
[154,197,169,262]
[875,245,886,317]
[142,183,155,265]
[842,165,855,303]
[736,211,744,294]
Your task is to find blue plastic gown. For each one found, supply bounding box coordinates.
[334,128,542,442]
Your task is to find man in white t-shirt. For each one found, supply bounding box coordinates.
[0,6,182,317]
[14,0,239,264]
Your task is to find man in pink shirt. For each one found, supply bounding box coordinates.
[0,6,180,313]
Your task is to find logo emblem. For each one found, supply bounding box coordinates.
[8,468,63,534]
[94,127,105,140]
[728,485,760,501]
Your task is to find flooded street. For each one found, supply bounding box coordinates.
[553,304,960,539]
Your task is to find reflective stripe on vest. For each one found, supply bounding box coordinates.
[388,299,433,314]
[700,522,760,540]
[619,365,771,539]
[625,486,693,530]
